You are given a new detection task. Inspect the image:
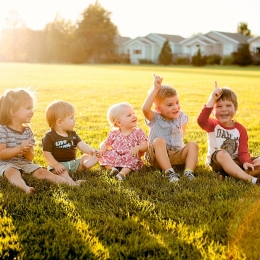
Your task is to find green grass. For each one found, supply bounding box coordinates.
[0,63,260,259]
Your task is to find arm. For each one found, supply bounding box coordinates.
[43,151,66,174]
[77,141,95,155]
[130,140,148,158]
[0,139,33,160]
[206,81,223,108]
[237,124,253,170]
[99,140,108,156]
[182,123,187,138]
[142,74,163,121]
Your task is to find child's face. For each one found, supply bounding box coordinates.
[12,98,34,124]
[213,99,237,126]
[155,95,180,121]
[60,113,75,131]
[116,106,137,129]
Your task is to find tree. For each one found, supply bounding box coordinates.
[0,10,28,61]
[45,13,74,62]
[237,22,251,36]
[191,48,206,66]
[158,40,172,65]
[76,1,118,62]
[232,44,252,66]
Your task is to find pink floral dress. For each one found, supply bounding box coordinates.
[99,128,147,171]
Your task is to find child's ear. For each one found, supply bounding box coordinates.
[154,106,161,114]
[56,119,62,126]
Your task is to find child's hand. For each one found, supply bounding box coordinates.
[153,74,163,90]
[211,81,223,101]
[54,163,66,175]
[19,139,33,156]
[93,149,101,158]
[130,146,140,158]
[99,143,107,156]
[243,162,254,171]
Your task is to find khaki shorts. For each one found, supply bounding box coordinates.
[48,159,80,174]
[0,161,41,176]
[145,145,186,168]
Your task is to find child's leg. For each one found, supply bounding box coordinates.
[152,138,172,170]
[32,168,76,186]
[216,150,254,182]
[4,168,35,194]
[116,168,132,181]
[180,141,199,171]
[52,169,75,183]
[78,154,99,170]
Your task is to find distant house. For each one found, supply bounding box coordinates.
[115,31,259,64]
[119,33,184,64]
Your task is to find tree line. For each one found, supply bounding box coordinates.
[0,2,118,63]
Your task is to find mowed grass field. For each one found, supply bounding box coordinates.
[0,63,260,259]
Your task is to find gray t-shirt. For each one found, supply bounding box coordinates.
[145,111,188,150]
[0,125,35,165]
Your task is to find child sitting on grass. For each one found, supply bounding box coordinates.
[99,102,148,181]
[197,81,260,185]
[142,75,199,183]
[42,100,99,183]
[0,89,79,194]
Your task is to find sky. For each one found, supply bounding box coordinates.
[0,0,259,39]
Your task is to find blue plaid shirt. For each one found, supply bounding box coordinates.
[145,111,188,150]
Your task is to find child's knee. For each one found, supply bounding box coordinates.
[153,138,166,148]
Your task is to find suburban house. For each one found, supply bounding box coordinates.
[114,31,260,64]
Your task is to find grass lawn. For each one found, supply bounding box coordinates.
[0,63,260,259]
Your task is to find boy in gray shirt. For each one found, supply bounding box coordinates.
[142,75,199,182]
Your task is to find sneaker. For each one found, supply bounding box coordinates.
[115,173,126,181]
[167,170,180,183]
[256,178,260,186]
[109,167,119,176]
[184,170,195,180]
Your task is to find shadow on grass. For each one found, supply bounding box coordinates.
[0,165,255,259]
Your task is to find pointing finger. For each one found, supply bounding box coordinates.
[215,81,218,89]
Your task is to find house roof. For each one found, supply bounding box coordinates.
[209,31,252,44]
[155,33,184,43]
[114,35,132,45]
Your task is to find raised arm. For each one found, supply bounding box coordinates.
[142,74,163,121]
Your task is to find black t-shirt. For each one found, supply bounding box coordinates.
[42,128,82,162]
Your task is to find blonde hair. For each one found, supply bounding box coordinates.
[0,88,35,125]
[45,100,75,128]
[107,102,133,127]
[218,87,238,108]
[153,84,177,105]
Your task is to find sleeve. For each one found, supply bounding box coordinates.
[137,128,148,143]
[197,105,217,132]
[27,127,35,145]
[236,123,252,165]
[106,130,114,146]
[0,125,7,144]
[42,133,53,152]
[73,131,82,145]
[180,111,188,125]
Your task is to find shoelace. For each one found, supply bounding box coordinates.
[184,171,194,179]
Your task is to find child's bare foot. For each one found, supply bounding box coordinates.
[25,186,35,194]
[84,155,99,168]
[75,180,86,185]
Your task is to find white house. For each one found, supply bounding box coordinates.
[115,31,259,64]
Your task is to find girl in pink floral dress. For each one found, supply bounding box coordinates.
[99,102,148,181]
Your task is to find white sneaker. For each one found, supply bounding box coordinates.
[167,170,180,183]
[184,170,195,180]
[109,167,119,176]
